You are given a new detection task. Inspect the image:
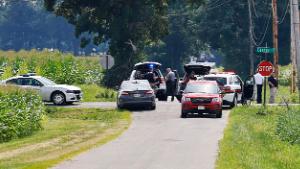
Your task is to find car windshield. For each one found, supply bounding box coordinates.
[204,77,227,86]
[185,83,218,94]
[38,77,56,86]
[121,81,152,91]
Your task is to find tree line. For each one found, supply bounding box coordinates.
[0,0,292,86]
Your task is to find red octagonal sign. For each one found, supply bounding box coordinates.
[257,61,274,77]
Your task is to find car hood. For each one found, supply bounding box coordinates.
[183,93,219,98]
[51,85,81,90]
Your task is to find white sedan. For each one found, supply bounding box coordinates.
[1,74,82,105]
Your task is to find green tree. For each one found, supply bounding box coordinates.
[193,0,290,78]
[147,0,204,74]
[44,0,171,87]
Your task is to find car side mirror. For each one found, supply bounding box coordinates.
[219,90,225,97]
[179,90,184,94]
[115,85,120,90]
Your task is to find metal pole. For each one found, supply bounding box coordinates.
[263,76,267,107]
[291,0,300,102]
[247,0,255,75]
[290,1,297,93]
[272,0,279,79]
[106,53,109,70]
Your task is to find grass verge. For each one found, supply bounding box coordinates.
[216,106,300,169]
[79,84,116,102]
[0,108,131,169]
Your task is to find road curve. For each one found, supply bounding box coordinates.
[52,101,230,169]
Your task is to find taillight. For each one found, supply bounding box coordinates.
[223,86,234,93]
[121,91,129,95]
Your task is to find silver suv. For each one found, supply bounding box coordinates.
[203,72,243,108]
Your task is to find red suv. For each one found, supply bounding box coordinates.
[181,80,223,118]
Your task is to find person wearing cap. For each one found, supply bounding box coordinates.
[268,72,278,103]
[254,71,264,104]
[165,68,176,101]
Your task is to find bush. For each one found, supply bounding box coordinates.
[0,86,45,142]
[278,64,292,86]
[276,108,300,145]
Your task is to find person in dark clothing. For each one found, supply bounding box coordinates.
[165,68,176,101]
[254,71,264,104]
[268,72,278,103]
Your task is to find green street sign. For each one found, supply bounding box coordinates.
[256,47,276,53]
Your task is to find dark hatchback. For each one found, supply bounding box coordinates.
[117,80,156,110]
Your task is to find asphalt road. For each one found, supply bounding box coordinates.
[52,101,230,169]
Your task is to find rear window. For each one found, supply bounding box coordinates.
[204,77,227,86]
[185,83,219,94]
[121,81,152,90]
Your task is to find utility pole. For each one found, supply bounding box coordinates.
[272,0,279,79]
[247,0,255,75]
[291,0,300,101]
[290,0,297,93]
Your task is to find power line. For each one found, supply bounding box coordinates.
[278,0,290,24]
[206,0,233,10]
[249,0,272,46]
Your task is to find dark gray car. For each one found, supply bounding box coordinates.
[117,80,156,110]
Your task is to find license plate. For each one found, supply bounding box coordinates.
[133,94,141,97]
[198,106,205,110]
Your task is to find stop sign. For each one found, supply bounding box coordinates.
[257,61,274,77]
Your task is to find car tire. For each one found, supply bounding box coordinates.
[230,95,238,108]
[66,102,74,105]
[150,104,156,110]
[158,95,167,101]
[216,110,222,118]
[51,92,66,105]
[117,103,123,109]
[181,110,187,118]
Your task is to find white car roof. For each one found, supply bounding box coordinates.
[205,74,235,78]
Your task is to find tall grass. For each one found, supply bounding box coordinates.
[0,49,103,85]
[0,86,45,142]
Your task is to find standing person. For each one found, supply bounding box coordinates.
[254,71,264,104]
[268,72,278,103]
[165,68,176,101]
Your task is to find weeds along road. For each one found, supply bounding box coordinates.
[52,101,230,169]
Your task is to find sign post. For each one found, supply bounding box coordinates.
[257,61,274,107]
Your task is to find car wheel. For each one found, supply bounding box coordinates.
[216,110,222,118]
[150,104,156,110]
[181,110,187,118]
[158,95,167,101]
[52,92,66,105]
[117,103,123,109]
[230,95,238,108]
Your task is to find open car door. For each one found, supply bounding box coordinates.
[241,75,256,105]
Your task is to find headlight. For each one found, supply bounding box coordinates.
[183,97,191,102]
[212,98,221,102]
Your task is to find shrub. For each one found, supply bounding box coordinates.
[276,108,300,145]
[0,86,45,142]
[278,64,291,86]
